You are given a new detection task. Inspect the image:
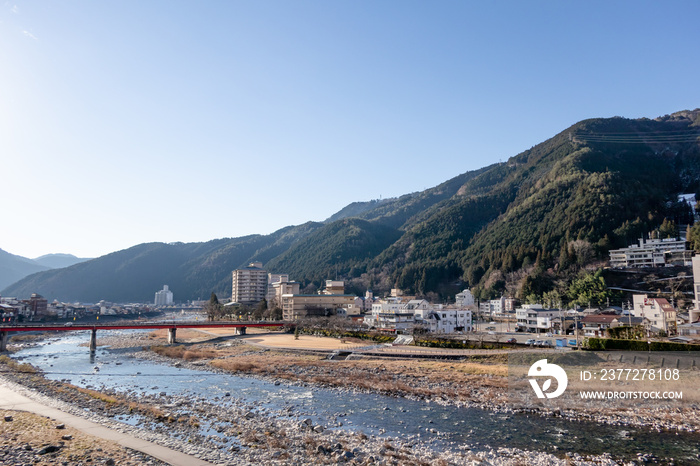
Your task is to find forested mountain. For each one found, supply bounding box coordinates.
[368,110,700,300]
[266,218,402,289]
[4,109,700,303]
[3,223,323,302]
[0,249,50,291]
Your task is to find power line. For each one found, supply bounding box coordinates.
[571,129,700,144]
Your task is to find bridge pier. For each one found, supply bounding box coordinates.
[0,331,7,352]
[89,328,97,352]
[168,328,177,344]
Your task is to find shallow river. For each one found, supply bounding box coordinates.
[11,330,700,463]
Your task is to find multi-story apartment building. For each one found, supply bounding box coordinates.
[154,285,174,306]
[364,298,414,332]
[232,262,268,305]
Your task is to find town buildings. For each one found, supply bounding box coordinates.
[478,296,517,319]
[414,306,473,334]
[363,297,472,334]
[0,294,154,322]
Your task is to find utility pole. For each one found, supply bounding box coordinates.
[628,300,633,340]
[573,303,580,348]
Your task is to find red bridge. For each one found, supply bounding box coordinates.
[0,321,288,352]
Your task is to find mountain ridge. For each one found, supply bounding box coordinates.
[4,109,700,303]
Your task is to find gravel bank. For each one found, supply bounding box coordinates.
[0,330,684,465]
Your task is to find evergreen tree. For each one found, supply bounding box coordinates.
[567,270,611,308]
[253,298,268,320]
[205,292,223,321]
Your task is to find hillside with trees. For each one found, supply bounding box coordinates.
[4,109,700,303]
[366,111,700,302]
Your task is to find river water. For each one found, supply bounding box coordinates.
[11,330,700,464]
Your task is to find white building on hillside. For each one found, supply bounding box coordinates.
[455,289,475,307]
[609,237,691,268]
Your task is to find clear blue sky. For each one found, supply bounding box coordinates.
[3,1,699,259]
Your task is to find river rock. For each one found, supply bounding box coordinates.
[38,444,62,455]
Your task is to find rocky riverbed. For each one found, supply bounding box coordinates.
[141,332,700,435]
[2,330,696,465]
[0,369,623,466]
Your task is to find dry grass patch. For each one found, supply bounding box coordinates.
[75,387,118,404]
[150,345,219,360]
[0,410,158,465]
[0,355,37,373]
[211,360,262,373]
[148,328,212,343]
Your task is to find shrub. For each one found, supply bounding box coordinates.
[585,338,700,351]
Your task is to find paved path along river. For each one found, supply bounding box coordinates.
[0,380,213,466]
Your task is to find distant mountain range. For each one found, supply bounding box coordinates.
[0,251,89,292]
[3,109,700,303]
[33,253,90,269]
